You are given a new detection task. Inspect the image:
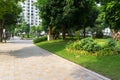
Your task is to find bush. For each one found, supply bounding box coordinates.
[67,37,101,53]
[33,36,47,43]
[66,40,81,50]
[75,30,81,40]
[96,39,118,56]
[80,37,93,47]
[83,42,101,52]
[66,37,119,56]
[95,30,103,38]
[80,37,101,52]
[105,38,116,47]
[96,47,117,56]
[115,45,120,53]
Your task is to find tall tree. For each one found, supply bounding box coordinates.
[36,0,66,40]
[36,0,97,39]
[64,0,98,37]
[0,0,23,42]
[98,0,120,40]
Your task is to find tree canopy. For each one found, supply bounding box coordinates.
[0,0,23,42]
[36,0,98,39]
[104,1,120,31]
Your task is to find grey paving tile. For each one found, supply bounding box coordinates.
[0,39,111,80]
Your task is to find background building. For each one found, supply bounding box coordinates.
[20,0,40,26]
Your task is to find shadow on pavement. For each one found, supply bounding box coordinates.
[0,40,51,58]
[9,45,52,58]
[7,40,33,44]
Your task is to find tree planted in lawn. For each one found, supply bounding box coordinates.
[0,0,23,42]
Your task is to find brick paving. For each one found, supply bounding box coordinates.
[0,39,111,80]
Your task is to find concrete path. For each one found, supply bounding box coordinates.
[0,39,110,80]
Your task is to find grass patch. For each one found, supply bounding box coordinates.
[117,41,120,45]
[36,40,120,80]
[95,39,107,47]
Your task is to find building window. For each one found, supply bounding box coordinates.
[23,6,25,8]
[28,3,30,5]
[27,0,30,2]
[31,23,33,25]
[31,20,33,22]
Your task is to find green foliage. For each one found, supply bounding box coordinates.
[80,37,93,47]
[36,0,98,39]
[67,38,119,56]
[66,40,81,50]
[0,0,23,42]
[67,37,101,53]
[97,47,116,56]
[103,1,120,31]
[105,38,116,47]
[33,36,47,43]
[95,30,104,38]
[75,30,80,39]
[30,26,36,33]
[115,45,120,53]
[80,37,101,52]
[36,40,120,80]
[0,0,22,21]
[36,25,43,33]
[96,39,118,56]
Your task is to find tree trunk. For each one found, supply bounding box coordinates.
[62,26,66,40]
[27,32,29,38]
[47,26,52,41]
[62,31,65,40]
[83,27,86,38]
[0,28,3,42]
[0,19,5,42]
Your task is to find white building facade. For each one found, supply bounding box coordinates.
[20,0,40,26]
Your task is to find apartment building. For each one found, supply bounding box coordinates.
[20,0,40,26]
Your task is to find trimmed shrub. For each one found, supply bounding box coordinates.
[115,45,120,54]
[80,37,93,47]
[33,36,47,43]
[66,37,101,53]
[96,47,117,56]
[80,37,101,52]
[75,30,81,40]
[66,37,119,56]
[105,38,116,47]
[66,40,81,50]
[96,39,118,56]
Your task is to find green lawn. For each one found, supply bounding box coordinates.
[36,40,120,80]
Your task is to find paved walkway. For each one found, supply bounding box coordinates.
[0,39,111,80]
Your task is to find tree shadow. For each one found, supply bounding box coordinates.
[7,40,33,44]
[0,40,52,58]
[8,45,52,58]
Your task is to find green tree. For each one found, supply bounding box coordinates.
[105,1,120,29]
[30,26,36,36]
[36,0,66,40]
[0,0,23,42]
[98,0,120,40]
[36,0,98,40]
[64,0,98,38]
